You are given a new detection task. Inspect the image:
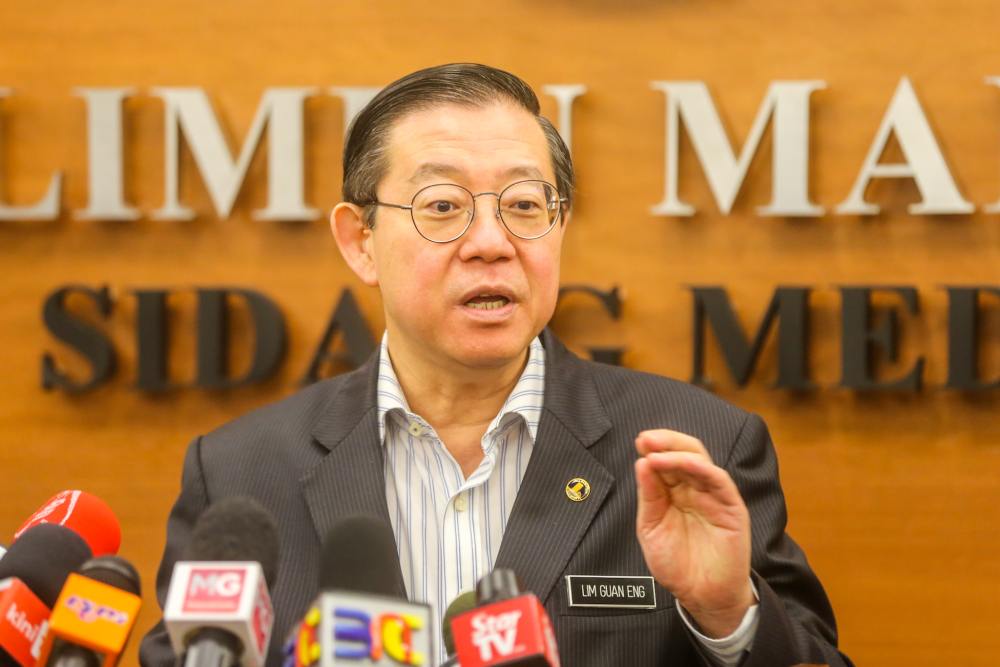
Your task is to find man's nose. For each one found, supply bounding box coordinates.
[458,194,516,260]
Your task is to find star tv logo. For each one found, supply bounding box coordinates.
[470,610,523,661]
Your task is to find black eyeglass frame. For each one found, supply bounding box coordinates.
[362,179,569,243]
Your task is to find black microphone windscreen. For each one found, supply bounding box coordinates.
[476,568,522,604]
[184,496,280,589]
[0,523,92,607]
[442,591,477,656]
[80,555,142,596]
[319,515,399,597]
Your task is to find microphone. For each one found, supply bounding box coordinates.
[318,516,401,597]
[450,569,560,667]
[439,592,476,667]
[0,525,93,667]
[301,515,432,666]
[35,556,142,667]
[163,497,279,667]
[14,491,121,558]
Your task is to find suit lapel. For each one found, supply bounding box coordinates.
[495,331,614,604]
[300,356,407,598]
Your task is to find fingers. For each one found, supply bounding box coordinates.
[635,430,715,489]
[635,457,669,504]
[635,428,728,491]
[635,429,711,459]
[634,457,670,534]
[636,452,749,541]
[635,429,746,532]
[636,452,743,511]
[646,451,740,498]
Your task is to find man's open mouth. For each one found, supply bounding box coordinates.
[464,295,511,310]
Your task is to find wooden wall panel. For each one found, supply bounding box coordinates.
[2,1,999,664]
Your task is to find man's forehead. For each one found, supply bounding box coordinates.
[405,163,546,185]
[381,102,554,184]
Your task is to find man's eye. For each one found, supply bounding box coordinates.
[508,200,541,211]
[427,199,458,213]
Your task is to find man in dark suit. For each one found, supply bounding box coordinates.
[141,63,852,666]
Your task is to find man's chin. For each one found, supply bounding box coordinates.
[447,334,534,371]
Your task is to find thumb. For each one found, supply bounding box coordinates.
[635,457,670,536]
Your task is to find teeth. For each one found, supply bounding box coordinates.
[467,298,508,310]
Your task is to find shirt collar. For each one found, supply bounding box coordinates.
[376,332,546,445]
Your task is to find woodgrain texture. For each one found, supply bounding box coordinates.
[1,1,999,664]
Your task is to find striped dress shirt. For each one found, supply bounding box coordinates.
[376,333,756,665]
[377,333,544,661]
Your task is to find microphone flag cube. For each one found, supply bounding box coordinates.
[310,591,432,666]
[34,573,141,667]
[0,577,50,667]
[164,562,273,667]
[451,595,560,667]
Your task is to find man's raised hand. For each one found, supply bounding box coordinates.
[634,429,755,638]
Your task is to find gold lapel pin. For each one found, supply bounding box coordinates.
[565,477,591,502]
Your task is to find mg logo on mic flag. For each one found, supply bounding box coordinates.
[183,568,247,612]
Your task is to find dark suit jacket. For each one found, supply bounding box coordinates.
[140,330,852,667]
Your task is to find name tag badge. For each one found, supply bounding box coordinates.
[565,575,657,610]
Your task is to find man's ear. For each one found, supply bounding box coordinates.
[330,202,378,286]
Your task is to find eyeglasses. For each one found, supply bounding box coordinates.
[364,180,567,243]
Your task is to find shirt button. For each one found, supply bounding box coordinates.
[454,493,468,512]
[407,422,424,437]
